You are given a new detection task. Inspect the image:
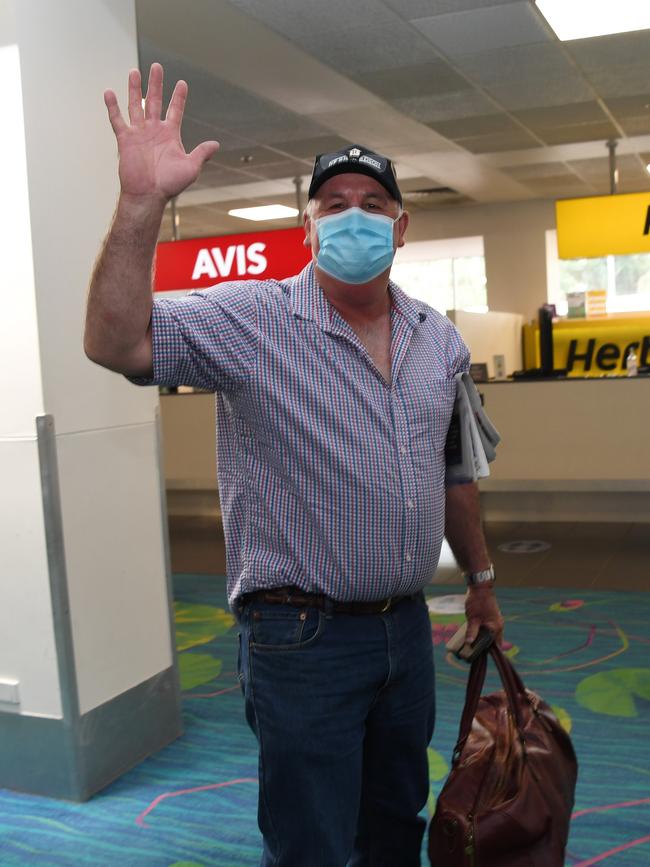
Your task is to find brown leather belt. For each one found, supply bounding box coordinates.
[241,586,421,615]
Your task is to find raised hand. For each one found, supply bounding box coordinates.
[103,62,219,203]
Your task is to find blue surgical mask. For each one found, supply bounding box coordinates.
[315,207,399,285]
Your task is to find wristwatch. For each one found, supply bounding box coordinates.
[465,564,496,587]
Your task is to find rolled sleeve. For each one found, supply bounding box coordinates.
[128,281,258,392]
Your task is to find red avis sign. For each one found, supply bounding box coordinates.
[153,226,311,293]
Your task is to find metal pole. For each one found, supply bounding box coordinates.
[170,197,180,240]
[293,176,303,225]
[607,140,618,195]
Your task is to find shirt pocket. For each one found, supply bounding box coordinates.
[401,376,457,454]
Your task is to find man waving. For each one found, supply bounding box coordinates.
[85,64,503,867]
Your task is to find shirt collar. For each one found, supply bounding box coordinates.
[290,263,426,330]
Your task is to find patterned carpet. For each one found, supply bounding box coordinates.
[1,575,649,866]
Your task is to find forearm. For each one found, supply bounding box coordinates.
[446,481,503,641]
[444,481,491,573]
[84,193,166,371]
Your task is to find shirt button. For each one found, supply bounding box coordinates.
[405,553,412,562]
[407,499,414,509]
[400,445,407,455]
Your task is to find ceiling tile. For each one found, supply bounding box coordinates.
[231,114,330,145]
[355,61,470,100]
[388,90,498,123]
[616,176,650,193]
[567,31,650,97]
[227,0,397,35]
[248,160,313,180]
[484,76,594,110]
[537,121,619,146]
[567,157,611,177]
[456,42,576,84]
[180,117,248,153]
[618,117,650,137]
[454,129,541,153]
[413,2,550,57]
[512,101,608,130]
[296,21,442,74]
[499,161,575,180]
[382,0,521,17]
[523,176,592,197]
[209,145,285,168]
[192,164,260,189]
[603,94,650,116]
[429,113,523,138]
[454,42,594,108]
[268,135,353,160]
[569,154,649,186]
[398,175,444,192]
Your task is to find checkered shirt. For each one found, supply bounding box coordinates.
[134,263,469,604]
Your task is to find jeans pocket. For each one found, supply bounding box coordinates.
[249,604,324,651]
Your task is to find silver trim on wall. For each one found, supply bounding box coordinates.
[0,415,183,801]
[36,414,83,792]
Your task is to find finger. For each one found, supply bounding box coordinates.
[189,140,220,172]
[103,90,127,136]
[127,68,144,125]
[165,79,188,127]
[465,618,480,645]
[144,62,163,121]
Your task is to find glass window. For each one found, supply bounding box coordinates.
[392,237,487,315]
[547,230,650,314]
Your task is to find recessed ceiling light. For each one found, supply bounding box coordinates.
[535,0,650,40]
[646,163,650,175]
[228,205,299,221]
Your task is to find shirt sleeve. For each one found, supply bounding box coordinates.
[446,322,471,377]
[128,280,258,392]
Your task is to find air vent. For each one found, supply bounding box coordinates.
[402,186,462,204]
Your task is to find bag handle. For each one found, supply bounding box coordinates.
[452,644,528,765]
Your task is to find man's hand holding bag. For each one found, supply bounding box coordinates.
[428,644,578,866]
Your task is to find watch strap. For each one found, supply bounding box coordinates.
[465,564,496,586]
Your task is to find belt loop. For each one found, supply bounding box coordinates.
[324,596,334,620]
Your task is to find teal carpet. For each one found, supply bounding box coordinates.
[1,577,649,866]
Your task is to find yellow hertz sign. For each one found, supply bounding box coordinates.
[523,316,650,377]
[556,191,650,259]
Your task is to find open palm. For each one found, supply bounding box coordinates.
[104,63,219,201]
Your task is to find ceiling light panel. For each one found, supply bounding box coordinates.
[228,205,299,221]
[535,0,650,41]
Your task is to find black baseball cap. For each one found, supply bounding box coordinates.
[308,144,402,206]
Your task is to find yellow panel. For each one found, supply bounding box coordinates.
[525,315,650,377]
[556,192,650,259]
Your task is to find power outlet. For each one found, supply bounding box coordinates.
[0,680,20,704]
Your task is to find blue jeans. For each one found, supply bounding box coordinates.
[236,593,436,867]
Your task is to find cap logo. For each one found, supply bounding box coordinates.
[359,155,382,171]
[327,155,349,168]
[349,147,362,158]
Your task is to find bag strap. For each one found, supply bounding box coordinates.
[452,644,528,765]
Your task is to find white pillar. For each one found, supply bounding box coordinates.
[0,0,181,800]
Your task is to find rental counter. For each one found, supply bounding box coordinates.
[478,377,650,522]
[160,377,650,524]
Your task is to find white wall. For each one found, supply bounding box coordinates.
[0,0,174,720]
[0,3,60,717]
[406,199,556,321]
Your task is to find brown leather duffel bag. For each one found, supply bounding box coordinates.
[428,645,577,866]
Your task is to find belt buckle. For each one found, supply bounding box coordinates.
[380,597,392,613]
